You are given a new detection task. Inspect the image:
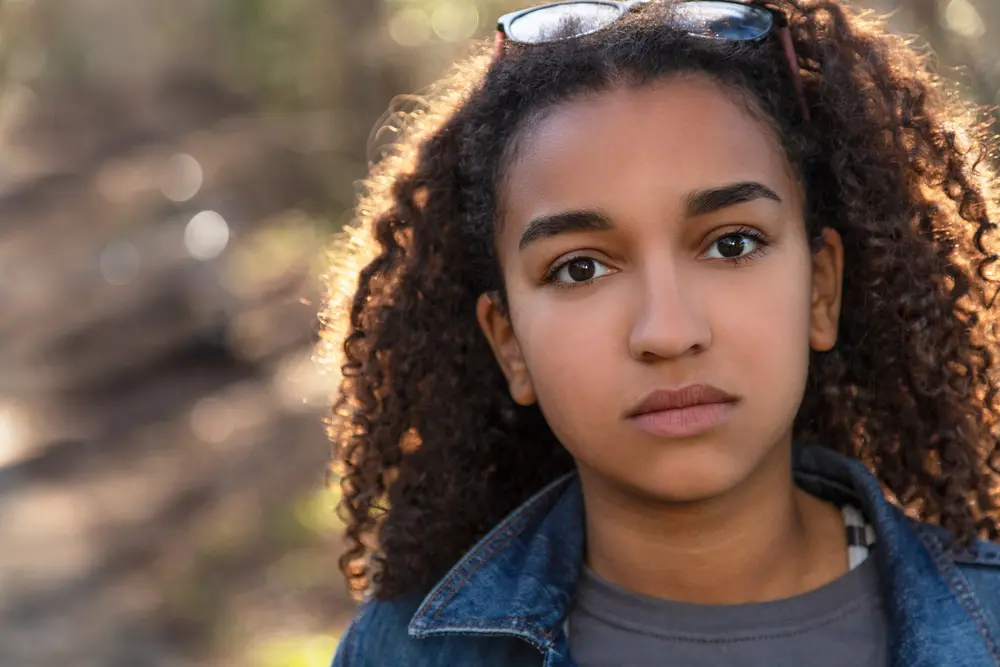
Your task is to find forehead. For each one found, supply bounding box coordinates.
[500,76,799,227]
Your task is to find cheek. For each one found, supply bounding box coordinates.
[511,288,625,386]
[714,258,814,362]
[508,286,626,431]
[708,247,815,430]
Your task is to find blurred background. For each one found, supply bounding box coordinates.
[0,0,996,666]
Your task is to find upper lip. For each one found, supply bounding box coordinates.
[626,384,739,417]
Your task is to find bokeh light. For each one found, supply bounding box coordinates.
[160,153,204,203]
[0,400,32,467]
[189,396,237,444]
[185,210,231,261]
[431,1,480,42]
[943,0,985,39]
[99,240,141,285]
[388,7,432,47]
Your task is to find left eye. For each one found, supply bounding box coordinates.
[704,233,759,260]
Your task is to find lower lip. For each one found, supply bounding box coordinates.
[628,402,736,438]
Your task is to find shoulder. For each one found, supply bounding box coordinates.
[331,592,425,667]
[948,537,1000,642]
[913,520,1000,574]
[939,533,1000,592]
[912,522,1000,625]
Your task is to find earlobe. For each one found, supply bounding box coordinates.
[810,227,844,352]
[476,292,537,406]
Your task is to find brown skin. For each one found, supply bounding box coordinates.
[477,76,847,604]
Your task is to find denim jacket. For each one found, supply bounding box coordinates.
[331,446,1000,666]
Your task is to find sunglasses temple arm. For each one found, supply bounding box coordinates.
[494,29,507,59]
[777,26,810,122]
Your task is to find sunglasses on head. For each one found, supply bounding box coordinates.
[495,0,810,121]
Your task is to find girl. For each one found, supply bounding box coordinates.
[326,1,1000,665]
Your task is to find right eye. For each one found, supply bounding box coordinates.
[550,256,613,285]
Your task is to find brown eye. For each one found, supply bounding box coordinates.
[716,235,746,258]
[552,256,612,284]
[705,232,759,260]
[568,258,595,281]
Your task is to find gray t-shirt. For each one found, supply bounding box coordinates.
[568,555,888,666]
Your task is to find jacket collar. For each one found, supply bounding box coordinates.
[409,445,1000,666]
[407,468,583,652]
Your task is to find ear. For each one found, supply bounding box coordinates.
[476,292,537,406]
[810,227,844,352]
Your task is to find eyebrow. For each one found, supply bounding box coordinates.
[517,181,782,251]
[518,210,612,250]
[685,181,782,217]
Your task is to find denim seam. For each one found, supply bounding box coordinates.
[422,617,550,627]
[412,476,574,630]
[428,526,543,625]
[429,524,522,616]
[413,518,529,623]
[919,529,1000,666]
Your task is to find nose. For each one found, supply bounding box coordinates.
[628,264,712,362]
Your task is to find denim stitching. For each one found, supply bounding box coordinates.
[412,518,529,624]
[430,525,529,621]
[412,474,575,631]
[420,617,555,643]
[918,528,1000,666]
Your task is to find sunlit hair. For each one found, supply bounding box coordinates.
[320,0,1000,600]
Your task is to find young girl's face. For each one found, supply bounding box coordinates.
[478,76,843,503]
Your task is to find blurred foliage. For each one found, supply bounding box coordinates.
[219,0,339,106]
[255,633,342,667]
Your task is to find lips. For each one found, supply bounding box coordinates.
[626,384,739,418]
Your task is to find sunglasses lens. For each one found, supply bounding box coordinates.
[507,2,623,43]
[673,1,772,40]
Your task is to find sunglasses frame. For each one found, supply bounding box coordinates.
[495,0,810,121]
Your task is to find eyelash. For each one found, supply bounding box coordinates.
[542,227,771,288]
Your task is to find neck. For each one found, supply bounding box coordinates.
[580,442,847,605]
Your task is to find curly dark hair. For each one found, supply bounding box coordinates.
[322,0,1000,601]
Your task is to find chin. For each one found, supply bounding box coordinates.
[623,445,753,504]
